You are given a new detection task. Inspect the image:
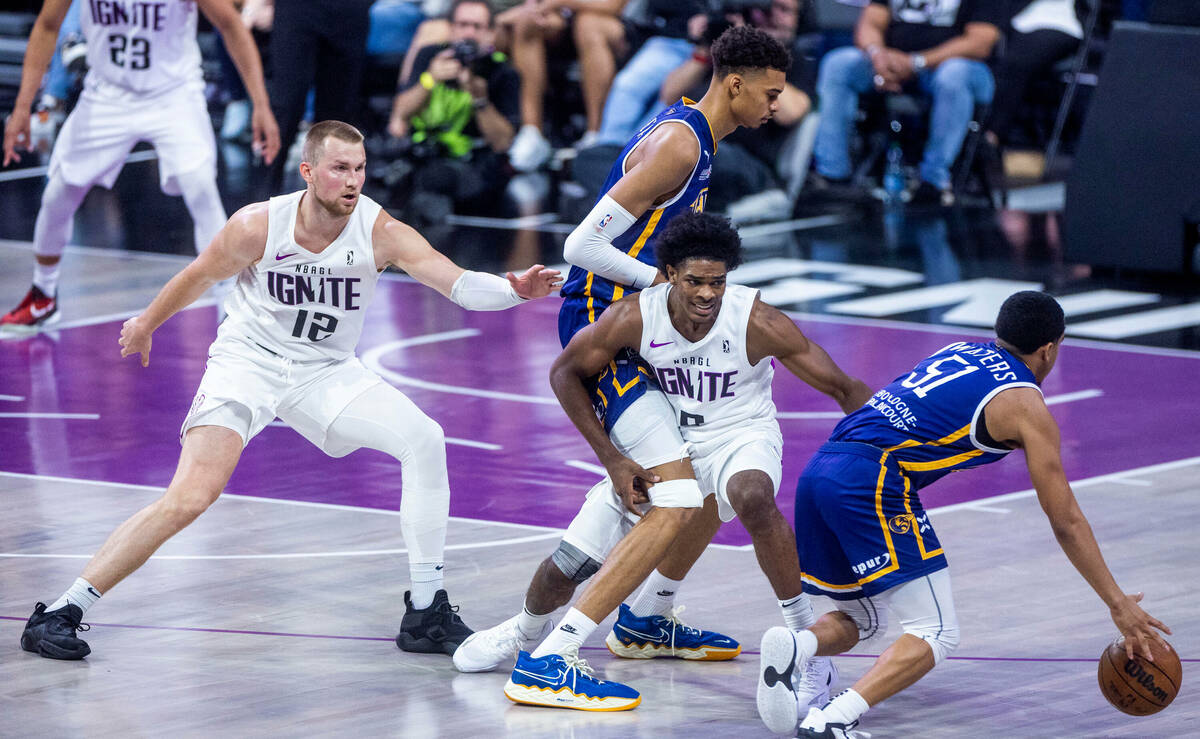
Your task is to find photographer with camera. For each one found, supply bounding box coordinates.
[387,0,521,218]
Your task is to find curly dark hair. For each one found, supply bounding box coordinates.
[654,212,743,273]
[710,25,791,79]
[994,291,1065,354]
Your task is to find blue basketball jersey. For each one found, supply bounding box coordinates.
[558,98,717,334]
[830,341,1041,489]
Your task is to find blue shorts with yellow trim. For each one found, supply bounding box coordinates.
[794,441,947,601]
[559,296,653,432]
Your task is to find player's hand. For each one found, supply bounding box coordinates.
[605,457,659,516]
[506,264,563,300]
[119,316,153,367]
[1110,592,1172,662]
[3,109,32,166]
[251,104,281,165]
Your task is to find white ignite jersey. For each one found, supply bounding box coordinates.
[638,283,778,444]
[218,190,383,362]
[82,0,203,99]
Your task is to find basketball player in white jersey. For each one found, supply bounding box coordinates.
[18,120,561,661]
[1,0,281,334]
[496,212,873,710]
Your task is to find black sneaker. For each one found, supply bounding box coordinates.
[395,590,473,656]
[20,602,91,660]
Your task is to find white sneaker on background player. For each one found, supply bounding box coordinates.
[453,613,553,672]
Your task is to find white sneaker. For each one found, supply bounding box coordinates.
[575,130,600,150]
[509,125,552,172]
[796,655,838,710]
[758,626,806,734]
[797,706,871,738]
[452,613,552,673]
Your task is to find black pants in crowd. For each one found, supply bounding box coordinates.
[988,29,1081,144]
[262,0,373,193]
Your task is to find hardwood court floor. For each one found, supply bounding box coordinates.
[1,247,1197,737]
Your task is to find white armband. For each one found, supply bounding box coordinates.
[563,194,660,290]
[449,270,526,311]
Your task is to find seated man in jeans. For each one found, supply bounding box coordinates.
[812,0,1005,204]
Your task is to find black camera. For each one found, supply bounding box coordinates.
[449,39,505,80]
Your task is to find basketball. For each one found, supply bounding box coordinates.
[1098,637,1183,715]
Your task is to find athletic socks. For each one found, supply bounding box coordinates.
[629,570,683,618]
[517,603,553,639]
[795,628,819,660]
[531,608,597,658]
[47,577,101,615]
[823,688,870,726]
[409,562,443,610]
[780,593,816,631]
[32,261,61,297]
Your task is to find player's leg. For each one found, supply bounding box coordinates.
[797,570,959,738]
[454,477,627,672]
[20,425,245,660]
[312,379,470,656]
[2,95,133,332]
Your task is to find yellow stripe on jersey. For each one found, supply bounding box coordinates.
[801,573,862,592]
[900,472,944,560]
[898,449,984,472]
[683,98,718,153]
[860,451,901,586]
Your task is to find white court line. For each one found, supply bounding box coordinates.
[961,505,1011,514]
[1044,388,1104,405]
[928,455,1200,516]
[778,411,843,420]
[1106,478,1153,487]
[53,297,218,331]
[0,238,194,264]
[0,470,746,551]
[0,532,564,560]
[565,460,606,476]
[0,149,159,183]
[263,419,500,450]
[0,395,26,402]
[0,412,99,420]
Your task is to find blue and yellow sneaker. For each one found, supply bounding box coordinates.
[605,603,741,660]
[504,647,641,711]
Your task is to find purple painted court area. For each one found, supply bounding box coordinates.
[2,280,1199,546]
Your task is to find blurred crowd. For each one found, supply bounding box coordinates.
[9,0,1196,223]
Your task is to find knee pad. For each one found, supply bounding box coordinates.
[901,617,960,665]
[835,596,890,646]
[551,540,602,584]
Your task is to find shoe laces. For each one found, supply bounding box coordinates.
[560,649,599,693]
[795,655,830,695]
[482,618,525,657]
[656,605,702,655]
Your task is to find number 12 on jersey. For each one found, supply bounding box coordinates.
[291,309,338,342]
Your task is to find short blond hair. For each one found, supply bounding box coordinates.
[302,120,364,165]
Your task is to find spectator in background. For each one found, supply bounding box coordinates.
[219,0,274,143]
[590,0,709,147]
[262,0,374,192]
[811,0,1005,205]
[987,0,1114,150]
[659,0,812,216]
[504,0,632,172]
[387,0,521,218]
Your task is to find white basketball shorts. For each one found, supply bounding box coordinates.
[181,335,384,453]
[50,79,216,195]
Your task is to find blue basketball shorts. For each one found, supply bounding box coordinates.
[793,441,948,601]
[559,296,653,432]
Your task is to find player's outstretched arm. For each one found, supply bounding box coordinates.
[747,299,873,413]
[549,298,659,514]
[198,0,281,164]
[2,0,71,166]
[562,123,700,289]
[373,213,561,308]
[119,204,268,367]
[985,387,1172,661]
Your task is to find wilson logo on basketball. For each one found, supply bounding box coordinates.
[1123,659,1169,702]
